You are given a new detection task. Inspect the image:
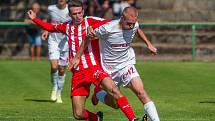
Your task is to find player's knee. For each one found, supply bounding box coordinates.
[73,111,85,120]
[58,69,65,76]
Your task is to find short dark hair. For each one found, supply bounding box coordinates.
[68,0,84,13]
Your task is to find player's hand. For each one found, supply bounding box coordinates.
[87,26,96,38]
[27,10,36,20]
[148,44,157,55]
[67,57,80,70]
[41,31,49,40]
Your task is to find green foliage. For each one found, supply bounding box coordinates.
[0,60,215,121]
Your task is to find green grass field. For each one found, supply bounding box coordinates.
[0,60,215,121]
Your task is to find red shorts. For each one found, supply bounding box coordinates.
[71,66,109,97]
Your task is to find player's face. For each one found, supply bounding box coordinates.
[121,16,137,30]
[69,7,84,25]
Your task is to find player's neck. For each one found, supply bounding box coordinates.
[57,4,67,10]
[72,21,82,26]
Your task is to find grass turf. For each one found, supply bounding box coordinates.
[0,60,215,121]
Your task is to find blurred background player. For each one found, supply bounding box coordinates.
[24,2,47,61]
[41,0,70,103]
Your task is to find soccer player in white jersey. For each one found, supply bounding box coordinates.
[71,6,160,121]
[41,0,70,103]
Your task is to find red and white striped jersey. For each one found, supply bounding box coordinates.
[33,16,109,72]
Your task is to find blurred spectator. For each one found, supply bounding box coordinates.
[24,2,47,61]
[112,0,129,19]
[95,0,112,19]
[84,0,100,16]
[112,0,121,19]
[111,0,139,19]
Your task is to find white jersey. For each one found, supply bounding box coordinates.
[48,4,70,51]
[95,19,139,73]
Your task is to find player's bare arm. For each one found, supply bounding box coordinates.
[137,28,157,55]
[27,11,66,33]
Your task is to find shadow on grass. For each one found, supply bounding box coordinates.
[24,99,55,103]
[199,101,215,104]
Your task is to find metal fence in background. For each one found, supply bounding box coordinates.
[1,21,215,61]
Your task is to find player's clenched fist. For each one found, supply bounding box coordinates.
[87,26,96,38]
[27,10,36,19]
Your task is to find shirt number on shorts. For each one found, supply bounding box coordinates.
[122,67,135,80]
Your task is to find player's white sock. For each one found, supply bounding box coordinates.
[96,91,108,103]
[144,101,160,121]
[57,74,65,96]
[51,71,58,91]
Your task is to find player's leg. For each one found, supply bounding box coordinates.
[55,65,65,103]
[50,59,59,101]
[48,40,60,101]
[71,96,102,121]
[93,87,118,109]
[100,77,137,121]
[71,72,102,121]
[92,71,121,108]
[56,51,68,103]
[128,76,160,121]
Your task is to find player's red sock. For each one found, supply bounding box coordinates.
[117,96,136,121]
[84,109,97,121]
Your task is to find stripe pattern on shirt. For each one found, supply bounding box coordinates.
[66,17,99,71]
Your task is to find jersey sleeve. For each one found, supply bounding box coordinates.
[32,18,66,34]
[94,23,108,39]
[86,16,110,39]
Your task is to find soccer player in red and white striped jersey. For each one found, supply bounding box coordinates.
[27,0,138,121]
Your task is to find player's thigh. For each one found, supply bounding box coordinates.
[128,76,145,94]
[101,77,122,99]
[48,39,60,60]
[128,77,151,103]
[59,50,69,67]
[71,96,87,116]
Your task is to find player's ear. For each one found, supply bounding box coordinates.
[68,11,72,17]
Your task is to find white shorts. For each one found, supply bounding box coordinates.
[110,64,140,87]
[48,39,69,66]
